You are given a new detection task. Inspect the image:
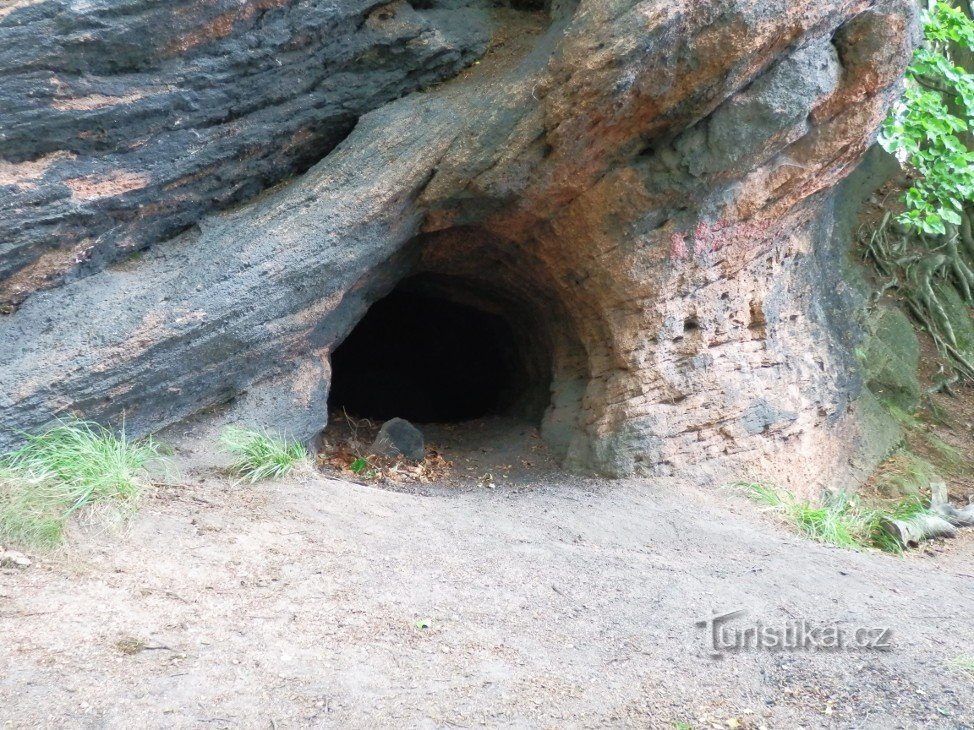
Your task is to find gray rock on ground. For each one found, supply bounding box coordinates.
[0,550,31,569]
[372,419,425,462]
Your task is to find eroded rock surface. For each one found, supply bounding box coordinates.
[0,0,918,491]
[0,0,493,305]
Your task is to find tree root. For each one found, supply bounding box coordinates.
[881,480,974,549]
[862,205,974,380]
[881,512,957,547]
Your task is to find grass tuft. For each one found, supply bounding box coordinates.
[949,656,974,678]
[871,449,941,498]
[788,496,861,550]
[733,481,931,554]
[220,427,306,483]
[736,481,784,508]
[0,419,163,549]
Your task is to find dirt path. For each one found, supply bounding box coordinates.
[2,462,973,728]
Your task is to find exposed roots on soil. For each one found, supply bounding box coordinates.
[863,208,974,380]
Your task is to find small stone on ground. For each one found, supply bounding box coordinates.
[0,549,31,569]
[371,418,425,461]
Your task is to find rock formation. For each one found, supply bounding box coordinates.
[0,0,918,491]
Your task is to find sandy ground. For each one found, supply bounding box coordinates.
[2,431,974,729]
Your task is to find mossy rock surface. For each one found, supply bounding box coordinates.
[933,281,974,364]
[860,305,921,411]
[848,390,904,481]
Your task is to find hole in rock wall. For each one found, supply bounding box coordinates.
[329,288,517,424]
[329,275,554,425]
[326,227,594,468]
[508,0,547,10]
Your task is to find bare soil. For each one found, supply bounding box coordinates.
[2,425,973,729]
[319,415,564,493]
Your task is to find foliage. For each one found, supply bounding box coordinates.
[867,3,974,379]
[349,457,371,475]
[881,1,974,235]
[220,427,307,483]
[734,482,930,554]
[0,419,163,548]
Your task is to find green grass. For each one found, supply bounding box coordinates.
[879,400,969,482]
[860,495,929,554]
[737,480,784,507]
[787,496,861,550]
[949,656,974,677]
[734,481,930,554]
[871,449,942,498]
[220,427,306,483]
[924,433,966,471]
[0,419,163,549]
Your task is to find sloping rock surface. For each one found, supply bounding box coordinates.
[0,0,917,488]
[0,0,492,304]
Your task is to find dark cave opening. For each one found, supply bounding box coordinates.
[329,279,547,424]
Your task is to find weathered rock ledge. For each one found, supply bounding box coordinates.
[0,0,918,491]
[0,0,496,305]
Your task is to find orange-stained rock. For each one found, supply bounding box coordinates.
[0,0,918,491]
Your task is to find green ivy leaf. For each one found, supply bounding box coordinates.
[881,2,974,235]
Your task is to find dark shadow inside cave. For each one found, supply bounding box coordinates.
[329,276,551,425]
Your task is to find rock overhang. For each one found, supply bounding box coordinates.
[0,0,919,492]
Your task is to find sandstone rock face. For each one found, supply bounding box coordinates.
[0,0,917,492]
[0,0,491,305]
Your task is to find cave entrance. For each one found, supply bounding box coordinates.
[325,227,592,471]
[328,275,549,425]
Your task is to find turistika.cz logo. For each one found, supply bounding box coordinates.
[696,610,894,658]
